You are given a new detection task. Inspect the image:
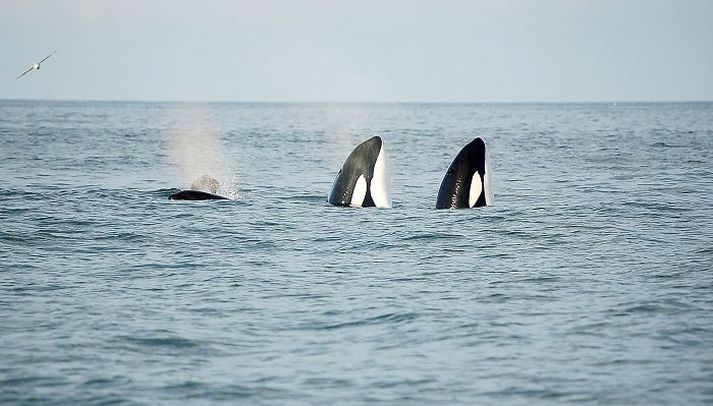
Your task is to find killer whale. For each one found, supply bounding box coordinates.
[168,175,228,201]
[436,137,492,209]
[328,135,391,208]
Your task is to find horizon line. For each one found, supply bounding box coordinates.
[1,97,712,105]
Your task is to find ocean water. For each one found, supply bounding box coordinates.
[1,100,712,405]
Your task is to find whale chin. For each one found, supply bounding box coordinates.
[328,136,392,208]
[436,137,493,209]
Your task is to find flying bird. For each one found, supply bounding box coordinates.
[16,49,57,79]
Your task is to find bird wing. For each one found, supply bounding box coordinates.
[37,49,57,64]
[15,66,34,79]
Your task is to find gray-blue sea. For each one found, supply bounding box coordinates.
[1,100,712,405]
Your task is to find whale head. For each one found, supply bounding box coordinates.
[328,136,392,208]
[436,137,492,209]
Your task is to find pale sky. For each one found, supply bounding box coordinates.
[1,0,712,102]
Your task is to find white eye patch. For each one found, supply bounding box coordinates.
[468,171,483,208]
[350,174,367,207]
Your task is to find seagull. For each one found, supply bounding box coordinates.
[16,49,57,79]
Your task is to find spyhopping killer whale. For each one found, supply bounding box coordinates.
[168,175,228,201]
[436,137,493,209]
[328,136,392,208]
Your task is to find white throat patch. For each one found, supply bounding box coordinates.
[468,172,483,208]
[370,143,392,208]
[483,153,493,206]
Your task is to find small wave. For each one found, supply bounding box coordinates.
[283,194,326,203]
[401,232,461,241]
[161,381,294,401]
[94,231,147,242]
[622,304,661,313]
[296,312,419,331]
[652,141,685,148]
[479,387,570,400]
[0,189,47,203]
[622,201,690,212]
[0,376,56,388]
[121,335,198,349]
[82,377,116,387]
[613,297,700,317]
[513,276,561,283]
[0,188,37,197]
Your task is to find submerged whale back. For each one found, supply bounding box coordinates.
[168,190,228,200]
[169,175,228,201]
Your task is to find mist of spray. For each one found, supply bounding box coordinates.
[168,108,239,199]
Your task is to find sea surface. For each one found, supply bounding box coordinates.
[1,100,712,405]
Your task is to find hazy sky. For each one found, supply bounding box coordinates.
[2,0,712,102]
